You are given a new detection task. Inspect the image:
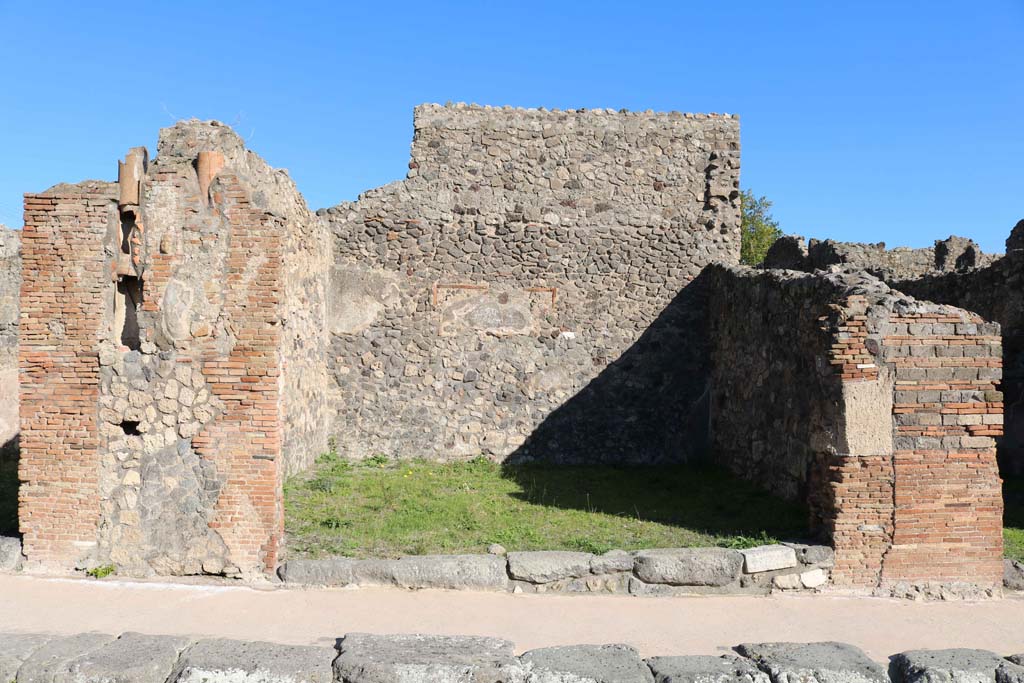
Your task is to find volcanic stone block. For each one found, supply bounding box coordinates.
[508,551,595,583]
[646,655,770,683]
[334,632,523,683]
[891,649,1024,683]
[278,557,358,585]
[58,632,193,683]
[520,644,654,683]
[0,634,54,683]
[735,642,888,683]
[0,535,22,571]
[17,633,116,683]
[740,546,798,574]
[633,549,743,586]
[390,554,509,590]
[171,638,335,683]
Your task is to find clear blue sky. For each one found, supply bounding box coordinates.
[0,1,1021,252]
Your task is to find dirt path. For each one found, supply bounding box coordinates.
[1,574,1022,662]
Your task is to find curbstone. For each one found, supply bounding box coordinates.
[278,557,357,586]
[634,549,743,587]
[16,633,117,683]
[508,551,594,583]
[646,655,770,683]
[735,641,888,683]
[890,649,1024,683]
[590,550,634,575]
[335,632,523,683]
[520,644,655,683]
[390,554,510,590]
[57,632,193,683]
[740,546,798,574]
[170,638,335,683]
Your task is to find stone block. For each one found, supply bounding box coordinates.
[520,644,654,683]
[0,634,55,683]
[0,535,23,571]
[390,554,509,590]
[891,649,1024,683]
[17,633,116,683]
[633,549,743,587]
[335,632,523,683]
[1004,560,1024,591]
[58,632,193,683]
[800,569,829,589]
[646,655,769,683]
[735,642,888,683]
[508,551,594,583]
[740,545,797,574]
[278,557,357,585]
[171,638,335,683]
[590,550,634,575]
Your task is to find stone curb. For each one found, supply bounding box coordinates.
[3,632,1023,683]
[278,544,836,596]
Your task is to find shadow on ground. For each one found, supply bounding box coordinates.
[0,436,18,537]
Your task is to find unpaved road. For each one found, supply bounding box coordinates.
[1,574,1022,662]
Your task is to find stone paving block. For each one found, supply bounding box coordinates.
[56,632,193,683]
[16,633,116,683]
[335,632,523,683]
[171,637,335,683]
[520,644,654,683]
[0,536,22,571]
[508,551,594,583]
[891,649,1024,683]
[633,549,743,587]
[735,641,888,683]
[646,655,770,683]
[391,554,510,590]
[740,546,797,574]
[0,634,55,683]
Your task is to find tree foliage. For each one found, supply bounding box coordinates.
[739,189,782,266]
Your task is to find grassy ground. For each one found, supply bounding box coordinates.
[1004,477,1024,562]
[0,458,17,537]
[284,454,811,559]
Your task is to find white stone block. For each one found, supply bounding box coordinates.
[741,544,797,573]
[800,568,828,588]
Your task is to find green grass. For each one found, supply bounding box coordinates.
[284,454,812,559]
[1004,477,1024,562]
[0,458,16,537]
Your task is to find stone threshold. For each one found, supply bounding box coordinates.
[3,631,1024,683]
[278,543,835,596]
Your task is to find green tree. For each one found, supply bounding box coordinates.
[739,189,782,266]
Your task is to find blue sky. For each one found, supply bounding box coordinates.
[0,1,1020,253]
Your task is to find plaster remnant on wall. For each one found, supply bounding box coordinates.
[327,266,401,335]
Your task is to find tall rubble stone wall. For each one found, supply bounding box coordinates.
[320,103,741,462]
[706,265,1004,592]
[891,242,1023,475]
[17,121,329,576]
[0,226,19,458]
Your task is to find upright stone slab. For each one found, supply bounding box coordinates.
[734,642,888,683]
[646,655,770,683]
[171,638,335,683]
[334,633,523,683]
[519,644,654,683]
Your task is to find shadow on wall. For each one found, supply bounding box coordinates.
[0,435,18,537]
[506,273,713,466]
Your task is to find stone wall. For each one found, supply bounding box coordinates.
[0,226,19,458]
[18,122,329,576]
[321,103,741,463]
[706,265,1004,592]
[764,235,999,280]
[891,244,1023,475]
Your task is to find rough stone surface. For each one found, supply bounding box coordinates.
[633,549,743,587]
[171,638,335,683]
[1005,560,1024,591]
[335,632,522,683]
[16,633,116,683]
[740,545,798,574]
[0,535,23,571]
[508,551,595,583]
[57,632,193,683]
[277,557,357,585]
[520,644,654,683]
[389,554,509,590]
[735,642,888,683]
[0,226,19,458]
[763,235,809,271]
[890,649,1024,683]
[646,655,769,683]
[0,634,54,683]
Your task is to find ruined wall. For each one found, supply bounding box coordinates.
[707,265,1004,592]
[891,243,1023,476]
[0,226,19,458]
[18,122,328,576]
[764,235,999,280]
[321,103,741,462]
